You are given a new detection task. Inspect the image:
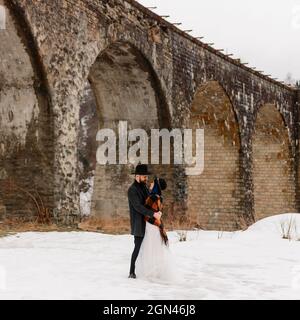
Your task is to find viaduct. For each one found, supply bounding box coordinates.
[0,0,299,231]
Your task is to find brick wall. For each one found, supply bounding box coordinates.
[253,104,297,220]
[0,0,54,219]
[186,82,242,230]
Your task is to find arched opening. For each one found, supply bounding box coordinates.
[186,81,242,230]
[0,1,54,221]
[253,104,296,220]
[78,42,173,232]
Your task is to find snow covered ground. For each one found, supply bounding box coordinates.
[0,213,300,300]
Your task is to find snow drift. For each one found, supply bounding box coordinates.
[0,213,300,300]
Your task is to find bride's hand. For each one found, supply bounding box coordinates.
[153,211,162,220]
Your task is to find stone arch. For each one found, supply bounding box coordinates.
[78,41,174,232]
[186,81,242,230]
[0,0,54,220]
[252,103,296,220]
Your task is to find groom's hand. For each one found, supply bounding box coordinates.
[153,211,162,220]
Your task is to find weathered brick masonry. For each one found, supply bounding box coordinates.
[0,0,299,230]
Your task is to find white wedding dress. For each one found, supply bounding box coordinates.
[135,221,179,284]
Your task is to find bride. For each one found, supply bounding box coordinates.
[135,178,178,283]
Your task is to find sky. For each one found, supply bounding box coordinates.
[137,0,300,83]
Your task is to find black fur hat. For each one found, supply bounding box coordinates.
[132,164,152,175]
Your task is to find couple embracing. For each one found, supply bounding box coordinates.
[128,164,177,283]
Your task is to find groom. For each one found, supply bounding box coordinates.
[128,164,162,279]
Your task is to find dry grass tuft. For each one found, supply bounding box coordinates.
[78,216,131,235]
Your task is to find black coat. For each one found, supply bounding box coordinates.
[128,180,154,237]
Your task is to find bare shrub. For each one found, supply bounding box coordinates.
[14,185,51,225]
[218,230,224,239]
[280,215,299,241]
[165,206,203,242]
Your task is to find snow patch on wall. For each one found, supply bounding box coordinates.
[80,172,95,216]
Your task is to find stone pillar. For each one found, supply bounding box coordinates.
[233,96,256,228]
[18,1,98,225]
[239,135,255,226]
[51,92,81,225]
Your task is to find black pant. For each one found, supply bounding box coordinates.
[129,236,144,274]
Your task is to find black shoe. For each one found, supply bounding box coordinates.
[128,273,136,279]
